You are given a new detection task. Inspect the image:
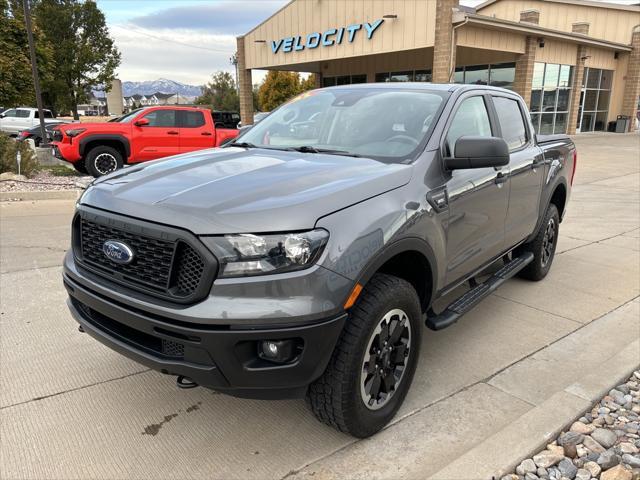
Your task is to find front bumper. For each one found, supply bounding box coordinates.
[51,141,81,163]
[64,270,348,399]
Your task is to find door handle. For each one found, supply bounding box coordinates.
[495,172,508,185]
[167,131,178,135]
[201,132,212,136]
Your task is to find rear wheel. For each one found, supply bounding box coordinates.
[517,203,560,281]
[307,273,422,437]
[85,146,123,177]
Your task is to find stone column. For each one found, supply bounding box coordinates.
[236,36,254,125]
[513,36,538,107]
[567,45,588,135]
[432,0,459,83]
[621,26,640,132]
[519,9,540,25]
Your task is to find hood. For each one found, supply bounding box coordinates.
[59,121,124,132]
[81,147,413,234]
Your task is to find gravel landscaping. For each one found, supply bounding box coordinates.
[0,171,90,192]
[503,370,640,480]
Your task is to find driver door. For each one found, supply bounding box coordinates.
[130,109,180,163]
[443,94,510,285]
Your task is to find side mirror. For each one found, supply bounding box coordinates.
[445,136,509,170]
[134,118,149,127]
[0,113,5,118]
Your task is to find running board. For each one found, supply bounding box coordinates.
[425,251,534,331]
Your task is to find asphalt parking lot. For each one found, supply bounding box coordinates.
[1,133,639,480]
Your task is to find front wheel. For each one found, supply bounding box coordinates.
[85,146,123,178]
[307,273,422,438]
[517,203,560,281]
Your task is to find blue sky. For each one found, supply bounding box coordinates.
[97,0,637,87]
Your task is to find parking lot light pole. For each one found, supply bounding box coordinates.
[22,0,47,141]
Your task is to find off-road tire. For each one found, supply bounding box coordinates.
[73,162,88,175]
[307,273,422,438]
[517,203,560,281]
[85,145,123,178]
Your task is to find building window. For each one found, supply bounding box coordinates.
[578,68,612,132]
[375,69,432,83]
[453,63,515,89]
[529,62,574,134]
[323,74,367,87]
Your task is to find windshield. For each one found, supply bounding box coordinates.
[238,88,447,162]
[116,108,145,123]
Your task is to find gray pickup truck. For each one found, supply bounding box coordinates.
[64,83,576,437]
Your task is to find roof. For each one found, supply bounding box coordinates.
[476,0,640,13]
[462,13,633,50]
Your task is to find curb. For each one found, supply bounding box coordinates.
[0,189,81,201]
[429,340,640,480]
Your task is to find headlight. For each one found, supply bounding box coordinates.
[201,229,329,278]
[65,128,86,137]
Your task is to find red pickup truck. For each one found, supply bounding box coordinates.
[51,106,239,177]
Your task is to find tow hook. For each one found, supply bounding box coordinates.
[176,375,199,389]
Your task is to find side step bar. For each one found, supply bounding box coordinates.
[425,251,534,331]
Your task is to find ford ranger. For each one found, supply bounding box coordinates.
[51,106,239,177]
[63,84,576,437]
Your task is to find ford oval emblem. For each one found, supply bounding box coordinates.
[103,240,135,265]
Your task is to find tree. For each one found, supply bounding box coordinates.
[34,0,120,119]
[0,0,53,108]
[196,71,239,111]
[300,74,318,92]
[257,71,303,112]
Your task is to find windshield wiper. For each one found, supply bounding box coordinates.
[226,141,257,148]
[289,146,361,157]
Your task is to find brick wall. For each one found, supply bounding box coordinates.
[572,22,590,35]
[519,9,540,25]
[236,36,254,126]
[621,27,640,132]
[567,46,587,134]
[513,36,538,107]
[432,0,459,83]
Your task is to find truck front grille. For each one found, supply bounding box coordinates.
[73,210,215,303]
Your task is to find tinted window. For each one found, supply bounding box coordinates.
[2,109,17,118]
[493,97,527,150]
[181,111,205,128]
[16,110,30,118]
[446,96,492,154]
[143,109,176,127]
[34,110,53,118]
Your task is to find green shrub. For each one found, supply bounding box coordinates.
[0,135,39,178]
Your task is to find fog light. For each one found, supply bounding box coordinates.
[258,339,297,364]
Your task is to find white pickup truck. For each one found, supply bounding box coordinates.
[0,107,68,136]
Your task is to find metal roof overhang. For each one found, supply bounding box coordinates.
[463,14,633,52]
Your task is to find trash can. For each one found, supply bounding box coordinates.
[607,121,617,132]
[615,115,630,133]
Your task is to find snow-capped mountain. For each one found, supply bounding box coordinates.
[120,79,202,97]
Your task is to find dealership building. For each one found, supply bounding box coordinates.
[236,0,640,134]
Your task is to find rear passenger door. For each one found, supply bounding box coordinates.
[443,94,510,285]
[178,110,214,152]
[491,94,544,249]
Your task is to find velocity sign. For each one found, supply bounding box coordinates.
[270,19,385,54]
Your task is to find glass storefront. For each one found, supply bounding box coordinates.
[375,69,432,83]
[453,62,516,89]
[529,62,573,134]
[322,74,367,87]
[578,68,612,132]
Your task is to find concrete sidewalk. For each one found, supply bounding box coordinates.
[0,134,638,479]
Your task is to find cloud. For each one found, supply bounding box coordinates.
[129,1,288,34]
